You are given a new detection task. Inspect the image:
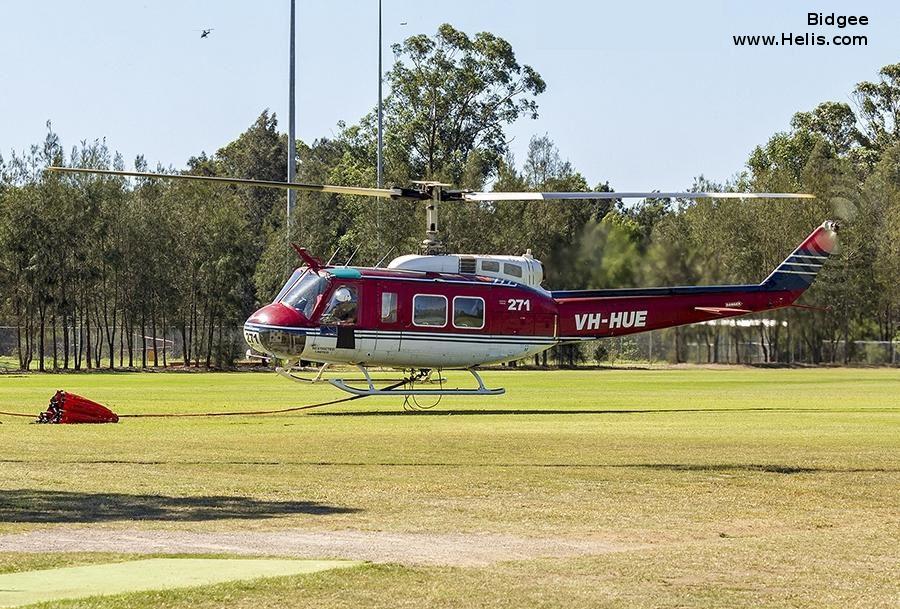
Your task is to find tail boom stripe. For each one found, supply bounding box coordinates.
[760,221,838,291]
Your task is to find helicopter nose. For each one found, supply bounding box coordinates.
[243,303,308,358]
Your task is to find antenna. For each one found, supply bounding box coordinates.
[374,246,396,268]
[326,246,342,266]
[344,243,363,267]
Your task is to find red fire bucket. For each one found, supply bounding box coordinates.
[37,390,119,424]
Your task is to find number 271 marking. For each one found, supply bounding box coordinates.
[507,299,531,311]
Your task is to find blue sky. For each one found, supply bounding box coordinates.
[2,1,898,189]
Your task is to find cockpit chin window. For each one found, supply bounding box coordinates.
[277,269,326,318]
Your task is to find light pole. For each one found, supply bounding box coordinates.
[374,0,384,252]
[376,0,383,189]
[287,0,297,230]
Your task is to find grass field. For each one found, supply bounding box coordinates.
[0,368,898,608]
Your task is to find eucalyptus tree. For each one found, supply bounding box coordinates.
[209,110,289,238]
[862,142,900,359]
[853,62,900,162]
[384,23,546,185]
[1,166,40,369]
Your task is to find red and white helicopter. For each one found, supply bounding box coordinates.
[51,168,836,398]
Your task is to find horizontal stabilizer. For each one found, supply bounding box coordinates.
[790,303,830,312]
[694,306,753,315]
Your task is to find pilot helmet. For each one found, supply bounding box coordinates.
[334,287,353,303]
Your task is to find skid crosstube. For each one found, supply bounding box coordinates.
[330,366,504,396]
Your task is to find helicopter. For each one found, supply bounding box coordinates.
[49,167,836,397]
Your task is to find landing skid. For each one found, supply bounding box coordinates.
[332,366,504,396]
[275,362,424,385]
[277,363,504,397]
[275,363,331,384]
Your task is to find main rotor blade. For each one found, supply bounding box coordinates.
[462,191,815,201]
[47,167,412,199]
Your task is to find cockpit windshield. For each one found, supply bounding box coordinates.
[276,269,327,318]
[273,268,305,303]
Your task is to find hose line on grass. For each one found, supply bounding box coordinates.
[119,393,363,418]
[0,379,409,421]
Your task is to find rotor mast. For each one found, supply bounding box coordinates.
[413,181,450,254]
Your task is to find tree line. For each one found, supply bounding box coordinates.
[1,24,898,370]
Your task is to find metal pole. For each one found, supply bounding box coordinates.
[287,0,297,230]
[374,0,383,254]
[376,0,383,188]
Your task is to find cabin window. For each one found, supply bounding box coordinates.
[480,260,500,273]
[503,262,523,278]
[320,285,358,325]
[413,294,447,327]
[381,292,398,323]
[453,296,485,329]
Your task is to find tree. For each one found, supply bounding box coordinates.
[384,23,545,185]
[496,134,608,287]
[862,142,900,359]
[791,101,861,156]
[206,110,289,237]
[4,54,900,369]
[853,62,900,159]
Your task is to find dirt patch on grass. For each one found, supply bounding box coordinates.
[0,527,637,567]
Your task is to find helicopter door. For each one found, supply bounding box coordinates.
[375,284,402,353]
[319,284,360,351]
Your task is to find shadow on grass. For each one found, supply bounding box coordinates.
[310,407,894,416]
[0,489,358,523]
[1,462,893,475]
[636,463,821,474]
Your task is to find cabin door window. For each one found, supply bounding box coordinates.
[374,286,401,354]
[320,285,358,325]
[381,292,398,323]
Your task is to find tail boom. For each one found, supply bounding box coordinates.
[552,221,837,340]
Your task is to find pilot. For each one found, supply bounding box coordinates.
[327,286,358,324]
